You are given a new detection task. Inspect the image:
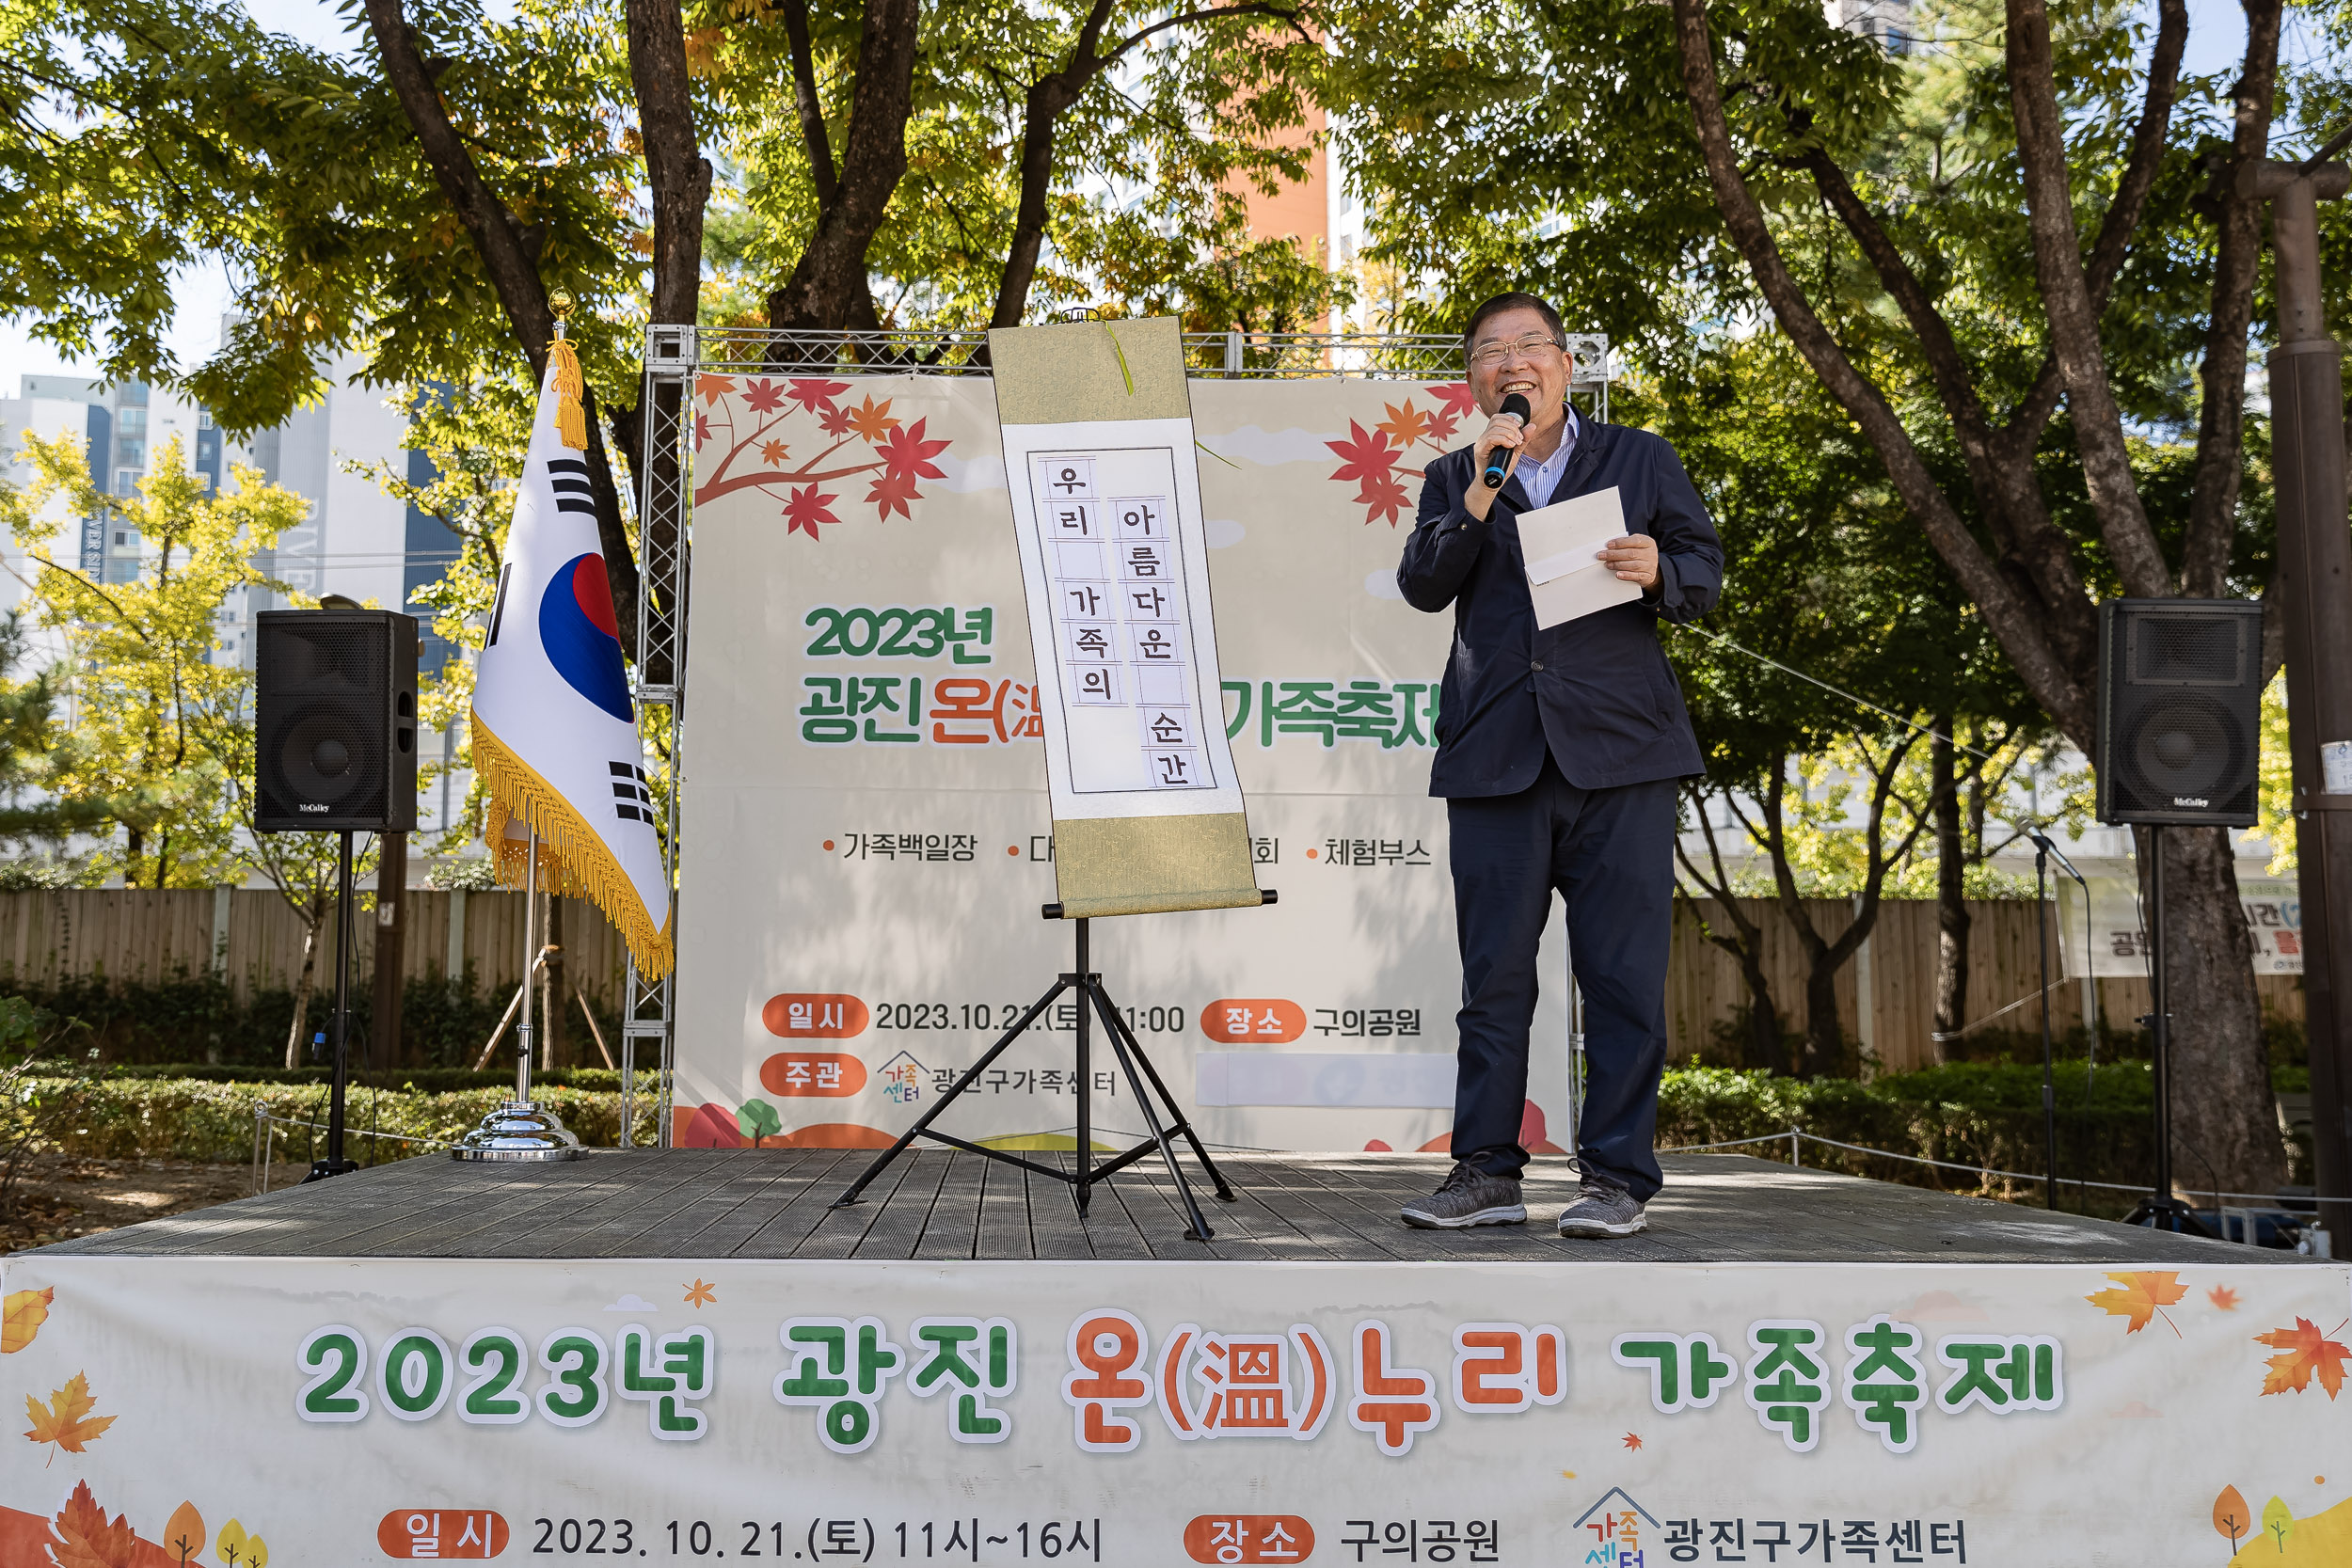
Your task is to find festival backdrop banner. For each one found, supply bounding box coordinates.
[989,318,1263,920]
[4,1256,2346,1566]
[671,371,1534,1154]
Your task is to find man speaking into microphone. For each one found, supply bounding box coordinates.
[1395,293,1723,1238]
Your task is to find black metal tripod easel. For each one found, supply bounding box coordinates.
[832,904,1257,1241]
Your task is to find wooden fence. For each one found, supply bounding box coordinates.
[0,888,2304,1074]
[1670,895,2304,1072]
[0,889,630,1006]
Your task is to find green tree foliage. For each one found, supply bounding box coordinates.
[1326,0,2349,1186]
[1627,332,2042,1073]
[0,434,306,887]
[0,435,378,1061]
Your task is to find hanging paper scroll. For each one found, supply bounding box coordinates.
[991,317,1264,919]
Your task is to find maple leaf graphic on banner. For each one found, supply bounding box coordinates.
[3,1285,53,1353]
[693,372,734,405]
[867,471,920,520]
[47,1479,138,1568]
[783,485,841,540]
[844,393,901,442]
[1358,468,1412,527]
[1425,382,1476,440]
[1327,420,1421,526]
[2209,1285,2241,1311]
[2084,1271,2187,1337]
[24,1371,116,1465]
[878,418,949,483]
[866,419,950,520]
[1376,400,1434,450]
[786,378,850,416]
[818,404,856,436]
[2255,1316,2349,1399]
[741,377,787,415]
[759,438,790,467]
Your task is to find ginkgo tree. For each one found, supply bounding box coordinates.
[0,434,305,887]
[0,434,376,1061]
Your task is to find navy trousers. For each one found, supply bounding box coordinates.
[1445,754,1675,1199]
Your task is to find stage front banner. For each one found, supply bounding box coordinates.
[4,1255,2346,1565]
[674,372,1549,1154]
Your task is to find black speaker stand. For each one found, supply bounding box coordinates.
[831,910,1238,1241]
[2120,826,2208,1235]
[302,829,360,1182]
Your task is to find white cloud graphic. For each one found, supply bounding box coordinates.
[930,450,1008,493]
[1196,424,1341,467]
[603,1293,659,1313]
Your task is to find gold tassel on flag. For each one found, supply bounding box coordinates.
[548,290,587,451]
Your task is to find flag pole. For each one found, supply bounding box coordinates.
[453,818,582,1163]
[516,822,536,1103]
[450,293,613,1164]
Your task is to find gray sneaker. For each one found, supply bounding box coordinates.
[1557,1176,1647,1238]
[1400,1164,1527,1229]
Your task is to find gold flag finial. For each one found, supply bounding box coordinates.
[547,291,586,450]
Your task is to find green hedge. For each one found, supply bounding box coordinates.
[0,973,631,1070]
[27,1078,662,1162]
[21,1061,2300,1211]
[98,1064,636,1094]
[1658,1062,2180,1202]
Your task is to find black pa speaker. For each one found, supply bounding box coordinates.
[2094,597,2263,827]
[254,609,419,832]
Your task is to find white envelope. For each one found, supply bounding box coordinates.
[1518,485,1640,629]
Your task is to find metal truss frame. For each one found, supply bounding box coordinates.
[618,325,1613,1146]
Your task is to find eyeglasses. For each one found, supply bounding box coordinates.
[1468,333,1566,371]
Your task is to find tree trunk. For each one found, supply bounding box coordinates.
[359,0,644,637]
[124,826,142,888]
[1932,717,1970,1058]
[764,0,921,335]
[1803,956,1845,1080]
[543,895,566,1069]
[2147,825,2286,1196]
[1740,957,1786,1076]
[373,831,407,1068]
[285,897,325,1069]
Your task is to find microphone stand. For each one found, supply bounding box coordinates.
[2026,831,2089,1211]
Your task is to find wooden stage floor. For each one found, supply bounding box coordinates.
[27,1148,2324,1266]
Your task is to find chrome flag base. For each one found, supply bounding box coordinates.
[451,1100,584,1163]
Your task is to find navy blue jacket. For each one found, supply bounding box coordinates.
[1397,416,1724,798]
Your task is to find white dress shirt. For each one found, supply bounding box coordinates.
[1512,404,1582,511]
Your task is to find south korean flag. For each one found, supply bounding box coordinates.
[469,336,673,977]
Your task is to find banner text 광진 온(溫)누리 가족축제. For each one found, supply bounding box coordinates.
[2,1255,2345,1565]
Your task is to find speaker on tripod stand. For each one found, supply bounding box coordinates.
[2095,598,2264,1231]
[254,606,419,1180]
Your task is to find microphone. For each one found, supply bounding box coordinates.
[1481,393,1532,489]
[2026,828,2088,888]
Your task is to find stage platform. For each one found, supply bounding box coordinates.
[27,1147,2321,1265]
[7,1151,2342,1568]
